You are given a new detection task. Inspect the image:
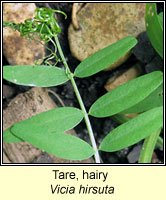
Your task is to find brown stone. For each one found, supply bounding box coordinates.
[3,88,94,163]
[3,3,45,65]
[105,63,142,91]
[68,3,146,70]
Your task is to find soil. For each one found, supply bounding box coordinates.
[2,3,164,164]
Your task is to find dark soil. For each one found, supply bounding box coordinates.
[3,3,164,164]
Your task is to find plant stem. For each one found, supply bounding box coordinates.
[138,128,162,163]
[156,135,163,149]
[54,35,101,163]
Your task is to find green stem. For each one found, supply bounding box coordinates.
[54,35,101,163]
[138,128,162,163]
[156,135,163,149]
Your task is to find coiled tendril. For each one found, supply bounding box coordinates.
[3,8,67,65]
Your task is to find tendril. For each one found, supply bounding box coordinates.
[3,8,67,66]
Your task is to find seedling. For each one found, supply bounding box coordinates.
[3,5,163,163]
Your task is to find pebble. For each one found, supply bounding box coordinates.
[3,84,15,99]
[127,144,142,163]
[105,63,142,91]
[3,3,45,65]
[68,3,146,70]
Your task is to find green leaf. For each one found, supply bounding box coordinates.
[158,12,163,28]
[99,106,163,152]
[74,36,137,78]
[121,83,163,114]
[89,71,163,117]
[4,107,84,143]
[11,131,94,160]
[145,3,163,58]
[3,128,24,143]
[3,65,69,87]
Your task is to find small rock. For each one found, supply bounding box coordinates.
[32,152,54,163]
[132,32,156,64]
[3,3,45,65]
[145,54,163,73]
[127,144,142,163]
[151,152,160,163]
[105,63,142,91]
[3,84,15,99]
[68,3,146,70]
